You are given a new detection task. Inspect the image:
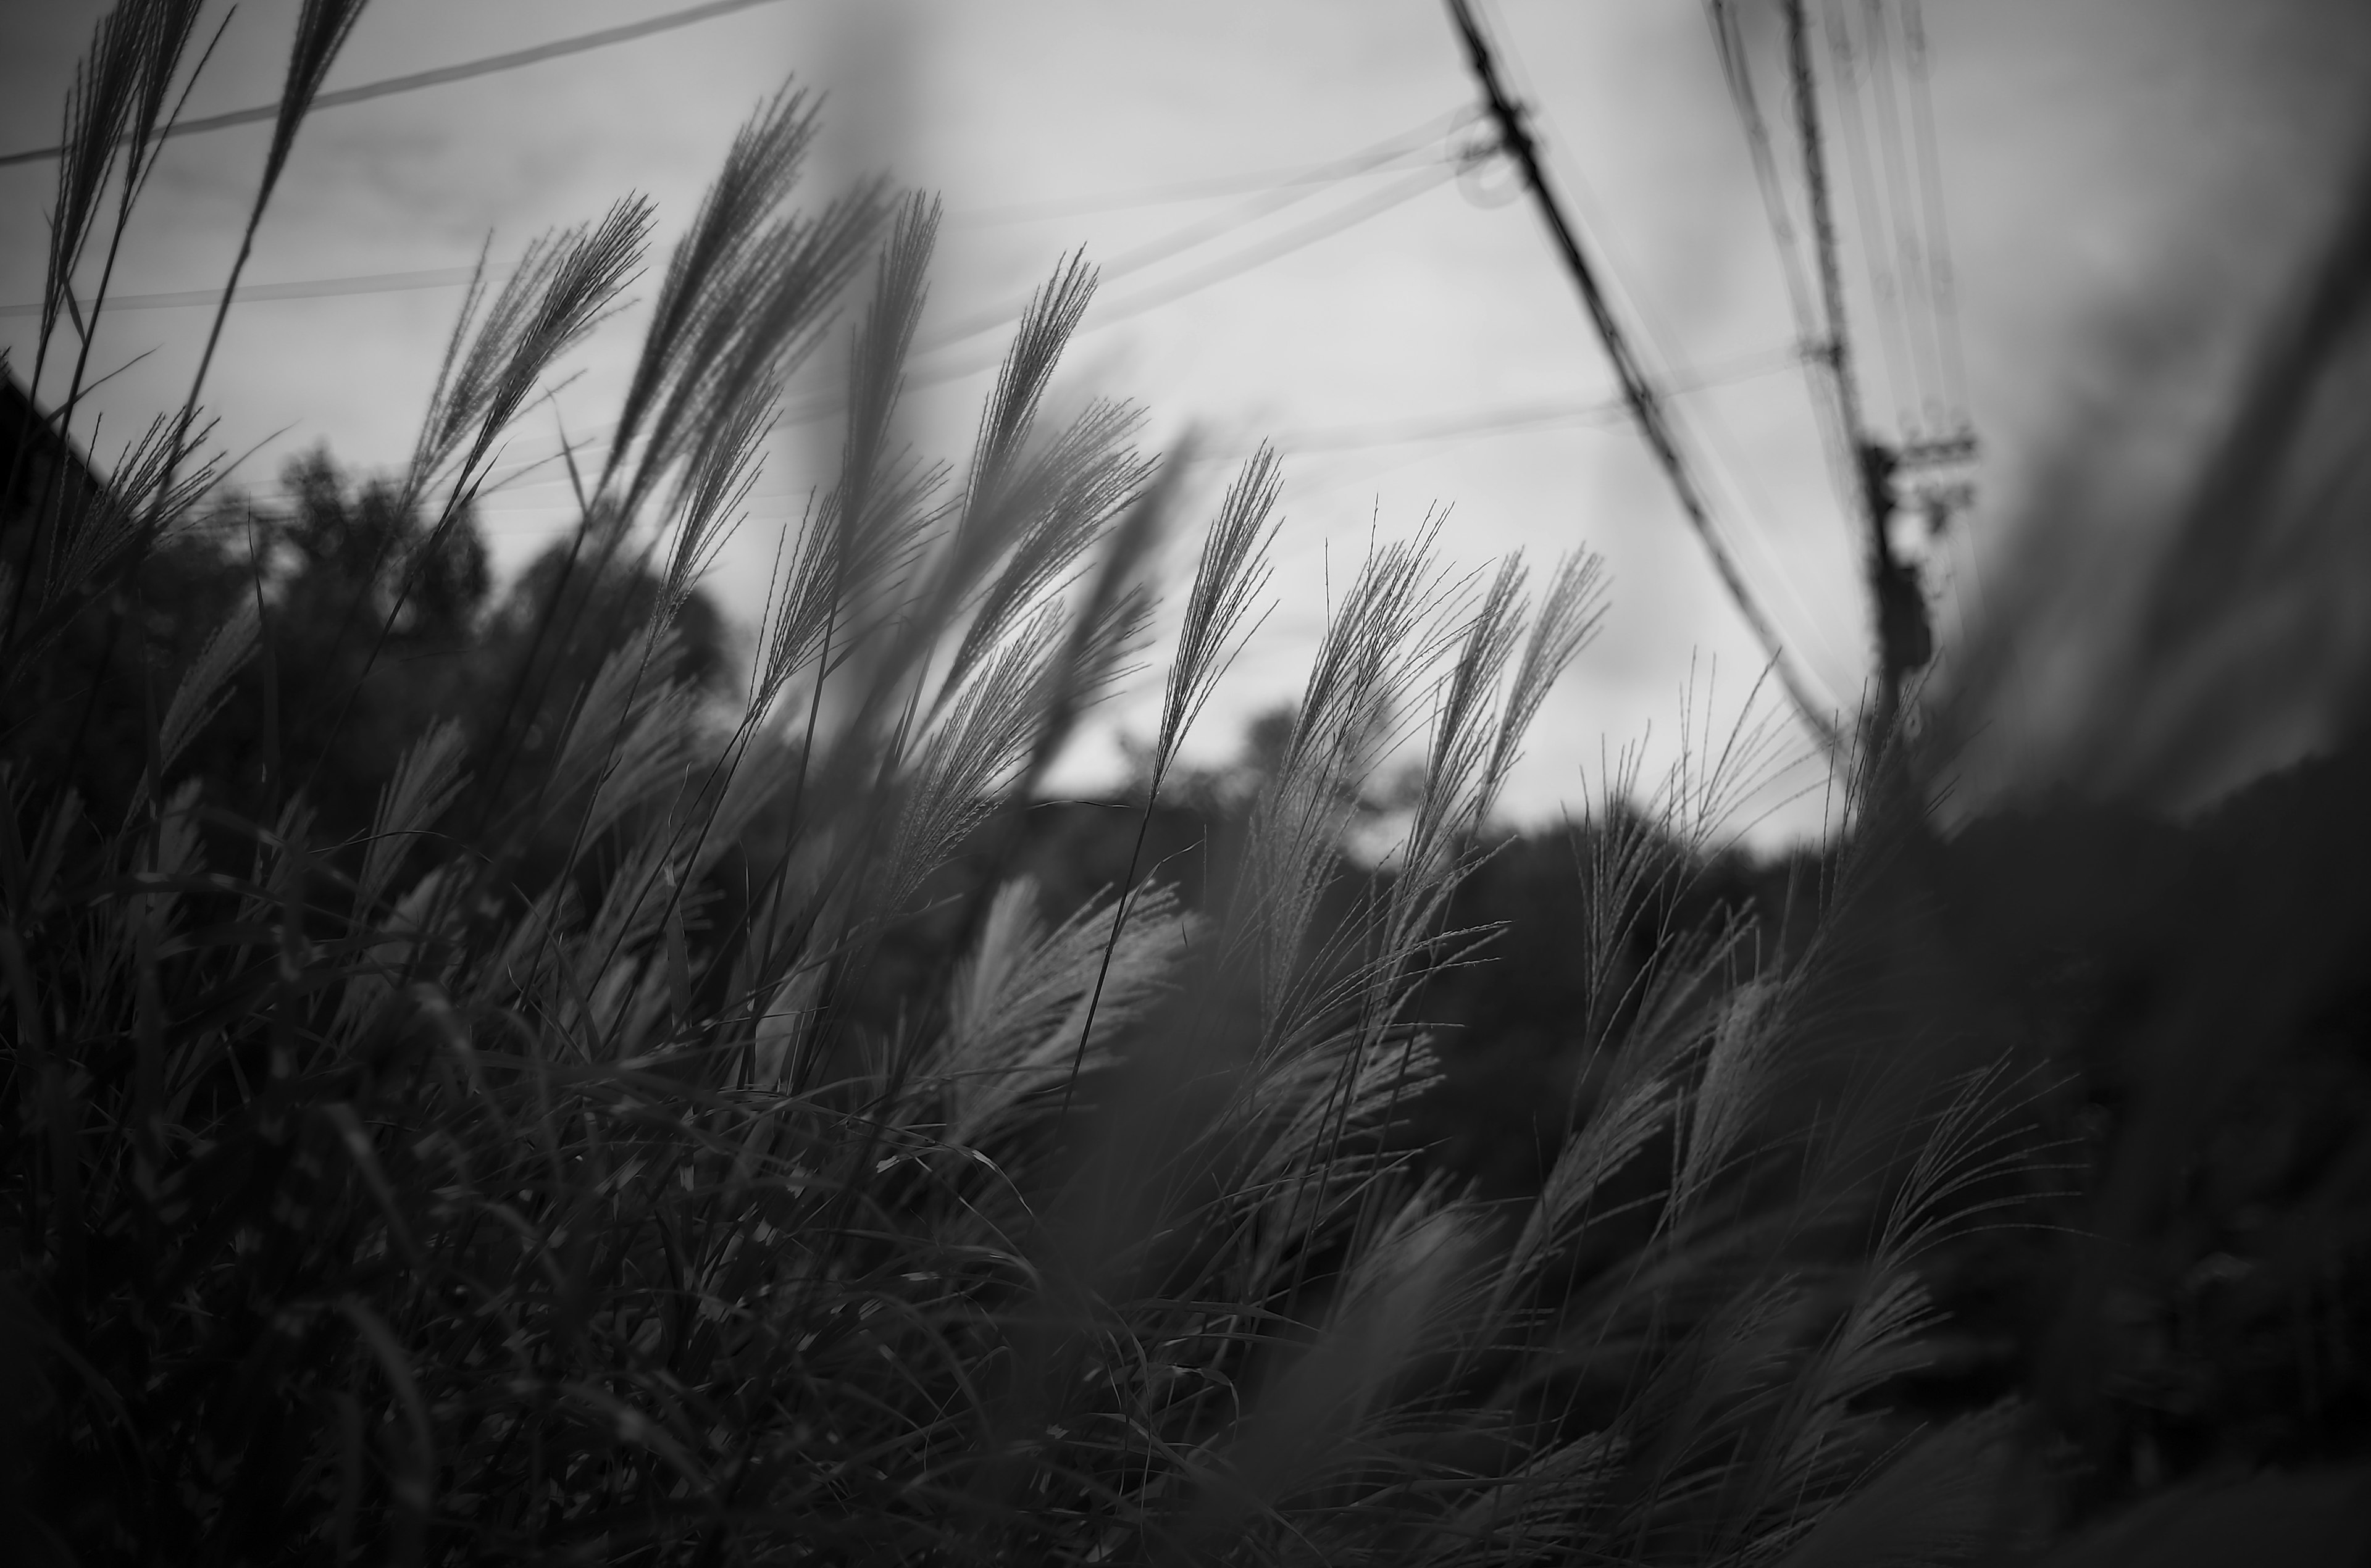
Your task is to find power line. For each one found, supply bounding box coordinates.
[1820,2,1920,438]
[477,344,1807,503]
[1860,0,1948,432]
[911,143,1457,356]
[2,117,1466,322]
[1444,0,1842,751]
[1900,0,1972,415]
[0,264,497,319]
[1442,0,1857,698]
[156,143,1469,508]
[1707,0,1869,623]
[1707,2,1823,352]
[1085,164,1459,335]
[1261,344,1802,454]
[948,110,1465,226]
[1502,30,1857,685]
[779,159,1464,425]
[0,0,792,170]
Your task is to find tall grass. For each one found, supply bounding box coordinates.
[0,5,2055,1562]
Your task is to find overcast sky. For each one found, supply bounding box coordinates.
[6,0,2368,843]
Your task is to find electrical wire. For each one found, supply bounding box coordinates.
[1901,0,1972,417]
[0,264,497,318]
[1467,0,1850,709]
[913,152,1459,357]
[0,0,793,170]
[1,116,1466,322]
[1261,349,1796,456]
[1481,0,1854,687]
[1084,163,1461,335]
[778,159,1464,425]
[947,109,1466,226]
[167,149,1476,522]
[1822,0,1922,440]
[1707,0,1872,644]
[487,344,1811,505]
[1860,0,1948,432]
[1445,0,1844,745]
[1707,2,1823,349]
[369,344,1811,546]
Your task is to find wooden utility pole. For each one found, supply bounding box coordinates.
[1783,0,1932,749]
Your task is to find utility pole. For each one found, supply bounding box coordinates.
[1783,0,1940,751]
[1444,0,1841,753]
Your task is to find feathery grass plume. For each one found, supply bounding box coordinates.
[1064,577,1158,712]
[996,540,1613,1561]
[1234,526,1448,1046]
[1231,1024,1455,1301]
[183,0,370,422]
[748,199,943,718]
[560,653,708,851]
[1485,1040,1677,1320]
[879,602,1067,914]
[569,836,698,1049]
[932,877,1192,1145]
[766,250,1111,927]
[47,2,212,449]
[38,2,150,350]
[14,412,212,629]
[1052,443,1273,1108]
[622,181,890,519]
[264,0,370,204]
[406,199,655,515]
[654,378,771,630]
[755,461,939,719]
[321,200,655,801]
[1315,552,1606,1231]
[1184,546,1497,1322]
[944,398,1154,692]
[843,251,1102,712]
[1182,1185,1485,1548]
[5,4,194,554]
[120,1,207,190]
[1479,549,1610,811]
[59,0,209,349]
[1157,444,1281,785]
[1410,553,1528,855]
[1670,976,1786,1224]
[967,251,1098,522]
[1722,1268,1962,1556]
[357,718,467,910]
[736,198,948,752]
[464,175,885,830]
[1,417,216,719]
[3,2,209,649]
[1332,552,1557,1162]
[151,596,257,786]
[605,85,821,491]
[971,532,1462,1532]
[1011,565,1161,815]
[839,193,940,516]
[546,628,686,796]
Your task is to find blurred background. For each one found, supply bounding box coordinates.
[5,0,2369,843]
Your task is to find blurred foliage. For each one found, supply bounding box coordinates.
[1,440,725,846]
